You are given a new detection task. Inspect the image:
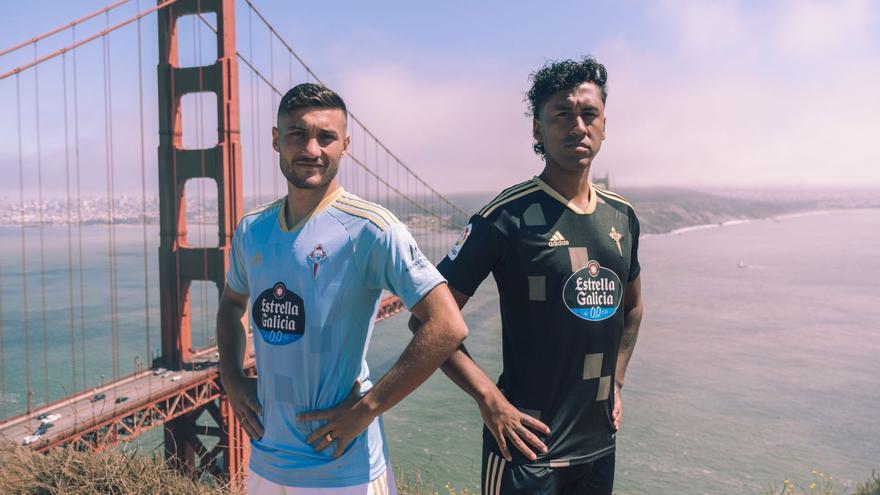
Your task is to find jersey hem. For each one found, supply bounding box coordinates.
[248,457,387,488]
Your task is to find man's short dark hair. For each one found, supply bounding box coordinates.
[527,56,608,156]
[277,82,347,118]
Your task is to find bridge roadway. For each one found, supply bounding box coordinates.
[0,344,247,450]
[0,295,405,451]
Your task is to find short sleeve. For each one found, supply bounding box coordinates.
[226,223,249,294]
[628,209,641,282]
[436,215,503,297]
[364,223,446,309]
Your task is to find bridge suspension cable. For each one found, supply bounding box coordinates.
[0,0,469,460]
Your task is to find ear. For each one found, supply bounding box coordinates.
[532,118,541,142]
[272,126,280,152]
[601,117,607,140]
[342,134,351,156]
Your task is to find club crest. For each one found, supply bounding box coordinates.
[609,226,623,256]
[307,244,328,280]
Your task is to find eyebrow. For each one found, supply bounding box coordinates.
[552,102,599,112]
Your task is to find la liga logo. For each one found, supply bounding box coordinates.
[252,282,306,345]
[563,261,622,321]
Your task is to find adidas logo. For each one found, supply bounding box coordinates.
[548,231,570,247]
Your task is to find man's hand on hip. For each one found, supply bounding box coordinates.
[479,388,550,462]
[222,372,264,440]
[299,381,374,458]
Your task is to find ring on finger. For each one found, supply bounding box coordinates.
[325,432,334,443]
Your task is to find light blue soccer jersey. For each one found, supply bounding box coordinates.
[226,187,445,487]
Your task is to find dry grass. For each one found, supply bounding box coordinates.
[765,470,880,495]
[0,440,240,495]
[6,440,875,495]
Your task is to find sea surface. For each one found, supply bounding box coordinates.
[1,209,878,493]
[370,209,880,493]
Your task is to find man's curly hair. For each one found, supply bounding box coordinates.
[527,56,608,156]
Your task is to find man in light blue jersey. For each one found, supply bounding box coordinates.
[217,83,468,494]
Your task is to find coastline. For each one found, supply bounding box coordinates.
[642,207,864,239]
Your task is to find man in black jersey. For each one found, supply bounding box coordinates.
[409,57,644,494]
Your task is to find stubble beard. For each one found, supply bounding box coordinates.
[280,158,339,190]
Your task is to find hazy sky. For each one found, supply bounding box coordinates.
[2,0,879,195]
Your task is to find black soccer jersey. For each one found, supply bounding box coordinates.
[437,176,640,467]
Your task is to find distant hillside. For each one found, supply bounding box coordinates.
[446,187,880,235]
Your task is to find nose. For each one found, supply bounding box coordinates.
[303,137,320,158]
[571,116,588,136]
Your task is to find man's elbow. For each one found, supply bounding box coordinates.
[448,315,469,347]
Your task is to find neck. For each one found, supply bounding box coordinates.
[538,159,592,208]
[285,179,339,229]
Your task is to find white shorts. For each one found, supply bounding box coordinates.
[247,467,397,495]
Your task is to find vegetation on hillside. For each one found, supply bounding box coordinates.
[2,440,878,495]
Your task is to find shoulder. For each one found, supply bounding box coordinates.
[593,184,637,217]
[329,192,404,240]
[236,196,286,235]
[476,179,543,220]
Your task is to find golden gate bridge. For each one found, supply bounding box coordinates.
[0,0,468,484]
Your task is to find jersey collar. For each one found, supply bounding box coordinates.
[532,176,597,215]
[277,186,346,232]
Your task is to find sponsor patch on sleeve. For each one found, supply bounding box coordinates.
[446,223,472,261]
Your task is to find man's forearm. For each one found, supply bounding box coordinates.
[409,316,497,402]
[615,304,643,388]
[357,314,467,417]
[217,301,247,379]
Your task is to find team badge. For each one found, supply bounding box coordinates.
[609,226,623,256]
[563,260,623,321]
[253,282,306,345]
[446,223,472,261]
[307,244,328,280]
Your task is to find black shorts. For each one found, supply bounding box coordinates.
[481,444,615,495]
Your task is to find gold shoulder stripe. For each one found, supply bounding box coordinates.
[332,202,390,231]
[480,185,540,218]
[338,196,395,225]
[593,184,627,201]
[243,196,285,219]
[594,187,633,208]
[338,194,400,225]
[478,180,534,215]
[478,180,535,216]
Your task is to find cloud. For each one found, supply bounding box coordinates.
[594,0,880,188]
[775,0,875,59]
[325,1,880,194]
[337,65,540,194]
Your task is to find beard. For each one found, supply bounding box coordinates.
[280,157,340,190]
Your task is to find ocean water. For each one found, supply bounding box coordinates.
[369,209,880,493]
[1,209,878,493]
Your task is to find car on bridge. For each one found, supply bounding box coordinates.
[90,393,106,403]
[40,413,62,424]
[22,434,41,446]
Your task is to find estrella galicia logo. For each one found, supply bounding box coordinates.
[252,282,306,345]
[563,261,622,321]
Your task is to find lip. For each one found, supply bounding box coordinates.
[565,143,592,152]
[294,162,324,168]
